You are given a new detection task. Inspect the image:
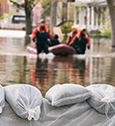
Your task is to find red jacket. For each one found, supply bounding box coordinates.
[66,29,79,44]
[32,24,53,40]
[70,32,90,46]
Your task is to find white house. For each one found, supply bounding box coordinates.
[74,0,108,32]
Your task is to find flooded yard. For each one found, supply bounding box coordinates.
[0,30,115,96]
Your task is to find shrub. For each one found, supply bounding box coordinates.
[62,22,73,29]
[22,27,26,31]
[90,30,101,34]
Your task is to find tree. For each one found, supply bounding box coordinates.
[24,0,35,35]
[41,0,51,19]
[50,0,68,33]
[9,0,52,35]
[92,0,115,47]
[50,0,57,34]
[9,0,38,35]
[106,0,115,47]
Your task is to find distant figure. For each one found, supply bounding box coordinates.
[66,25,80,45]
[49,34,61,47]
[32,19,53,55]
[69,27,90,54]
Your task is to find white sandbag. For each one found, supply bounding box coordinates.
[45,83,91,107]
[0,85,5,114]
[86,84,115,115]
[4,84,43,121]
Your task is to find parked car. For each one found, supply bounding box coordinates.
[12,15,25,23]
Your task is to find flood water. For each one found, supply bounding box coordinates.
[0,30,115,96]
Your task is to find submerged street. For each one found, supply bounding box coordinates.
[0,30,115,96]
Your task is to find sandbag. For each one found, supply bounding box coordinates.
[4,84,43,121]
[87,84,115,115]
[0,85,5,114]
[45,83,91,107]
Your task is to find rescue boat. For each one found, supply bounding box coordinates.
[27,45,37,54]
[27,44,76,56]
[48,44,75,56]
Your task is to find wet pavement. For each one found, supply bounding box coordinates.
[0,30,115,96]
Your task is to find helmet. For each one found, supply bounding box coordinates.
[81,27,86,32]
[71,25,77,30]
[39,19,45,23]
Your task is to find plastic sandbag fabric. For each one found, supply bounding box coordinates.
[86,84,115,116]
[1,84,115,126]
[45,84,91,107]
[0,85,5,114]
[4,84,43,121]
[1,99,115,126]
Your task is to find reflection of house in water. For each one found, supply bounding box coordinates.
[90,57,111,85]
[0,37,27,85]
[31,57,51,96]
[66,58,87,85]
[52,56,89,86]
[0,55,27,85]
[110,58,115,86]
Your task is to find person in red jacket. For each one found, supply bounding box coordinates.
[69,28,90,54]
[32,19,53,55]
[66,25,80,45]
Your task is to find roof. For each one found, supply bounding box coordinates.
[75,0,107,7]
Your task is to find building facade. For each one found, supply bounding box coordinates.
[74,0,108,32]
[32,3,42,26]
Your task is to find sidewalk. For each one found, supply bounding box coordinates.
[0,29,26,38]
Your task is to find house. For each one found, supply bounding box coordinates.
[0,0,9,16]
[0,0,42,29]
[56,0,108,32]
[2,0,42,25]
[32,2,42,26]
[74,0,108,32]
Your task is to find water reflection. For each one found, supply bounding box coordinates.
[89,56,115,87]
[30,56,89,96]
[90,38,112,54]
[31,57,50,96]
[0,55,27,85]
[108,57,115,86]
[51,56,88,86]
[0,37,25,54]
[0,35,115,96]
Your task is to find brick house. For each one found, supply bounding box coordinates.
[0,0,9,16]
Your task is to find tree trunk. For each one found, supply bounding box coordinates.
[50,0,57,34]
[106,0,115,47]
[25,11,32,35]
[25,0,32,35]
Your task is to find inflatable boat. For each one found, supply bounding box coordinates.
[27,44,76,56]
[27,45,37,54]
[49,44,75,56]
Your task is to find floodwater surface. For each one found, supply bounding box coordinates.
[0,30,115,96]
